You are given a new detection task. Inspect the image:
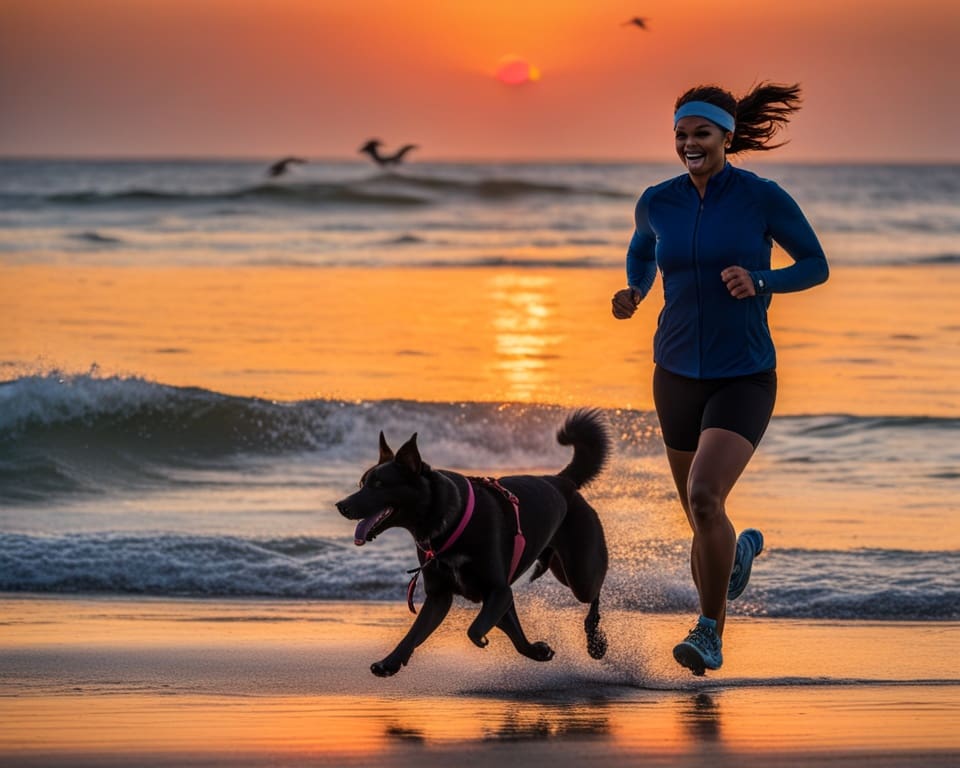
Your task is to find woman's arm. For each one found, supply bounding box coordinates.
[613,194,658,319]
[750,181,829,294]
[626,229,657,299]
[627,193,658,299]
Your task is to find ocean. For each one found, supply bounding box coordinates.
[1,158,958,623]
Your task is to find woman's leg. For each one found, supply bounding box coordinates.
[663,446,698,585]
[654,366,769,636]
[685,427,756,636]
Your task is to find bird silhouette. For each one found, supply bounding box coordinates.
[623,17,650,29]
[267,157,307,177]
[359,139,418,168]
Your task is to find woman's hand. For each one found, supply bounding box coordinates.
[611,287,641,319]
[721,266,757,299]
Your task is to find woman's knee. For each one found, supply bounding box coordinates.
[687,481,725,527]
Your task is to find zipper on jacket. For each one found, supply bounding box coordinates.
[692,200,704,378]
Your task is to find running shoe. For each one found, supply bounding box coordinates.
[727,528,764,601]
[673,616,723,676]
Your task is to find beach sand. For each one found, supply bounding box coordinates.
[1,596,957,767]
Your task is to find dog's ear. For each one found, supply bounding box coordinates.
[395,433,422,474]
[378,431,394,464]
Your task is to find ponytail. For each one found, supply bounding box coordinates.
[675,82,803,154]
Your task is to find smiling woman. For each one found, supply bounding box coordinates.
[612,81,830,679]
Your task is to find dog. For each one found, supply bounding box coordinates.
[335,409,611,677]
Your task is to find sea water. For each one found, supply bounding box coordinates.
[1,158,957,622]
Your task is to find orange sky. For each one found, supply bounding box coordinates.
[1,0,957,161]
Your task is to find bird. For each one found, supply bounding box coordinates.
[623,17,650,29]
[359,139,418,168]
[267,157,307,177]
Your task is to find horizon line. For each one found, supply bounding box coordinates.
[1,153,956,167]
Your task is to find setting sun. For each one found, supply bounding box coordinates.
[495,55,541,85]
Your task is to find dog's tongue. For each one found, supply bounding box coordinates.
[354,508,391,546]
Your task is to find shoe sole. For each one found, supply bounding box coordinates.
[673,642,721,676]
[727,528,764,601]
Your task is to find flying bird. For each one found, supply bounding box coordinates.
[623,17,650,29]
[267,156,307,177]
[359,139,418,168]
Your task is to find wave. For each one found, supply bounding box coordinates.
[0,372,662,502]
[915,253,960,265]
[0,532,397,599]
[47,183,430,208]
[240,255,620,270]
[418,255,614,269]
[31,172,631,209]
[0,532,955,620]
[377,234,616,249]
[376,173,631,200]
[781,413,960,436]
[3,372,957,503]
[242,256,618,270]
[68,230,125,245]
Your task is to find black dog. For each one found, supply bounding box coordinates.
[335,409,610,677]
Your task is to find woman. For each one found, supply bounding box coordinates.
[612,83,829,675]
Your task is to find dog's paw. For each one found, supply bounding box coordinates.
[370,657,403,677]
[587,627,608,660]
[468,632,489,649]
[528,641,555,662]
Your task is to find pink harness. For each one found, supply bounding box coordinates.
[406,476,526,614]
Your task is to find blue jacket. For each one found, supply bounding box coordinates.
[627,163,829,379]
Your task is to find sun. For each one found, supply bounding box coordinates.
[495,55,540,86]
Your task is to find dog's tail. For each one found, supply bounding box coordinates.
[556,408,611,489]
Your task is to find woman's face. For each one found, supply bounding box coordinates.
[675,116,732,179]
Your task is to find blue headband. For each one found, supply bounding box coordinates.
[674,101,736,133]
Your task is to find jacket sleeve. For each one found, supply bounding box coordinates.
[751,181,829,294]
[627,191,658,299]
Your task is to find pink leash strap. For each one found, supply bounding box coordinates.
[479,478,525,582]
[436,479,475,556]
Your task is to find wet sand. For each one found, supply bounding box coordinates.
[1,596,957,767]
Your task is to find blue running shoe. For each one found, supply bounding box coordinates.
[673,616,723,676]
[727,528,764,601]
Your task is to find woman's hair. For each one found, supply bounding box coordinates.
[675,82,802,154]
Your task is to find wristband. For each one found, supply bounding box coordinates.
[750,273,767,295]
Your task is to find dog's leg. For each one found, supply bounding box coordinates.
[546,552,571,587]
[467,586,514,649]
[550,494,607,602]
[529,549,557,583]
[496,603,554,661]
[545,493,609,660]
[371,591,453,677]
[583,596,607,660]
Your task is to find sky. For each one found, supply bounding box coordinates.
[1,0,958,161]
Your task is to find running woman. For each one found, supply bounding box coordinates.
[612,82,829,675]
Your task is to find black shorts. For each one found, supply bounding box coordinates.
[652,365,777,452]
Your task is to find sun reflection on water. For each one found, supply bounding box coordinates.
[488,273,563,402]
